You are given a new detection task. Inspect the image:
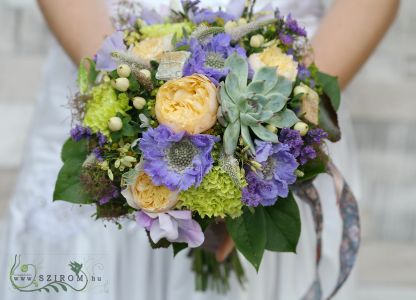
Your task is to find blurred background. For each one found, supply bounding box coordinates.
[0,0,415,299]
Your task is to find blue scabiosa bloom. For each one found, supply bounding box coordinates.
[95,31,126,71]
[242,141,298,207]
[139,125,219,191]
[192,9,235,24]
[183,33,246,85]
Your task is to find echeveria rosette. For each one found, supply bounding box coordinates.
[242,141,299,207]
[95,31,126,71]
[220,53,299,155]
[136,210,204,248]
[139,125,219,191]
[183,33,246,85]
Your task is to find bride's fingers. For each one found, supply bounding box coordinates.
[215,234,235,262]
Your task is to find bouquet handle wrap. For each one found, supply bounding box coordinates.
[295,161,361,300]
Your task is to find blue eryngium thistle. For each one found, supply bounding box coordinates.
[219,53,298,155]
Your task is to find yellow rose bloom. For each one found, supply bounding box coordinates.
[121,164,179,213]
[155,74,218,134]
[249,46,299,81]
[132,35,173,61]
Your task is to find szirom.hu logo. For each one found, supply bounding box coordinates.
[9,255,105,293]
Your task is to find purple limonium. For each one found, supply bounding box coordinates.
[96,132,107,147]
[95,31,126,71]
[279,128,304,157]
[92,147,104,162]
[139,125,219,191]
[98,186,119,205]
[70,125,92,141]
[183,33,246,85]
[298,64,311,81]
[305,128,328,144]
[136,210,204,248]
[279,33,294,46]
[192,9,235,24]
[285,14,307,37]
[242,141,298,207]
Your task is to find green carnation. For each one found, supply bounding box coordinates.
[140,22,194,38]
[83,84,131,135]
[178,166,244,219]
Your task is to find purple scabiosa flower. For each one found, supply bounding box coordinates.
[139,125,219,191]
[279,33,294,46]
[136,210,204,248]
[70,125,92,141]
[242,141,299,207]
[183,33,246,85]
[140,7,164,25]
[95,31,126,71]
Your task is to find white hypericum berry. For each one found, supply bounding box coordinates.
[114,77,130,92]
[133,97,146,110]
[266,124,278,134]
[117,64,131,78]
[294,84,309,96]
[224,21,238,33]
[139,69,151,79]
[108,116,123,132]
[250,34,265,48]
[238,18,247,25]
[294,121,309,136]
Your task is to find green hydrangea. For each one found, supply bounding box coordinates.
[83,84,131,135]
[140,22,194,38]
[178,166,245,219]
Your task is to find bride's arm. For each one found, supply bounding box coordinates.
[216,0,400,262]
[311,0,400,89]
[37,0,114,64]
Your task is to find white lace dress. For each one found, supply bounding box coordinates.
[0,0,360,299]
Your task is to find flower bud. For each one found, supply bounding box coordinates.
[294,84,309,96]
[133,97,146,110]
[266,124,278,134]
[250,34,265,48]
[117,64,131,78]
[238,18,247,25]
[294,121,309,136]
[114,77,130,92]
[108,116,123,132]
[295,170,305,177]
[224,21,238,32]
[139,69,151,79]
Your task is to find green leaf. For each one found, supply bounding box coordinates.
[268,76,293,97]
[318,94,341,142]
[298,156,328,183]
[53,138,93,204]
[317,71,341,111]
[241,125,255,153]
[224,120,241,155]
[264,93,287,112]
[252,67,278,93]
[267,109,299,128]
[225,53,248,88]
[172,243,187,256]
[251,125,278,142]
[263,192,301,252]
[226,207,266,271]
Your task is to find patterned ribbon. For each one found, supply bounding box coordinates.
[294,161,361,300]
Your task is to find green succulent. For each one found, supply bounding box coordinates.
[220,54,299,155]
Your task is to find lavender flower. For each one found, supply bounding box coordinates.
[70,125,92,141]
[139,125,219,191]
[183,33,246,85]
[95,31,126,71]
[242,141,298,207]
[136,210,204,248]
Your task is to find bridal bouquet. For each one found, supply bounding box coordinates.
[55,0,357,294]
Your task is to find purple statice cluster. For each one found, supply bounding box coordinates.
[183,33,246,85]
[279,128,328,165]
[70,125,92,141]
[242,141,298,207]
[285,14,307,37]
[139,125,219,191]
[98,185,120,205]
